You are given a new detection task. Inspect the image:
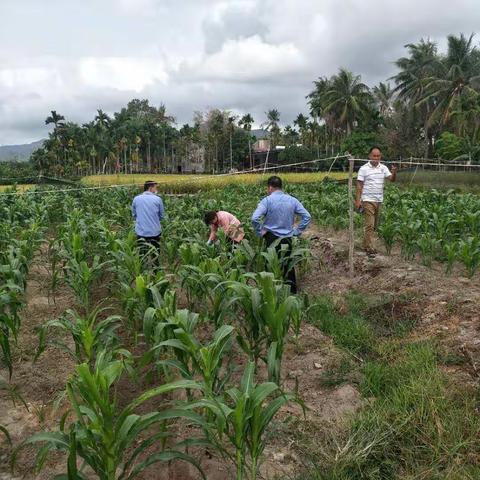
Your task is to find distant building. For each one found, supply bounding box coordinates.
[250,129,281,169]
[251,129,271,153]
[180,144,205,173]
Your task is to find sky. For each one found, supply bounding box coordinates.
[1,0,480,145]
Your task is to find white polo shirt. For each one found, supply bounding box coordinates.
[357,162,392,203]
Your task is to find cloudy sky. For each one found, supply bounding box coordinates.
[1,0,480,145]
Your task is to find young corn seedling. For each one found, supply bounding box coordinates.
[191,361,297,480]
[444,241,459,275]
[64,255,110,313]
[153,324,234,396]
[0,282,23,378]
[253,272,301,384]
[36,307,125,366]
[109,232,143,286]
[377,218,397,255]
[120,272,170,335]
[227,272,300,383]
[142,308,202,382]
[14,351,207,480]
[458,237,480,278]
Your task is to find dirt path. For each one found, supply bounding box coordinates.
[0,249,76,480]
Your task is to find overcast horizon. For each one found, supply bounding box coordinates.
[1,0,480,145]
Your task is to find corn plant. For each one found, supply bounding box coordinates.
[444,241,459,275]
[36,307,125,365]
[227,272,301,383]
[46,237,63,299]
[109,232,143,285]
[251,273,301,383]
[153,324,234,396]
[0,282,23,378]
[142,308,202,383]
[179,257,240,326]
[120,273,170,334]
[14,351,207,480]
[377,218,397,255]
[190,361,297,480]
[458,237,480,278]
[64,255,110,312]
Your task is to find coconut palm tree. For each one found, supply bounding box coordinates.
[293,114,309,145]
[322,69,372,137]
[421,34,480,132]
[45,110,65,131]
[264,109,281,149]
[308,77,337,154]
[373,82,395,117]
[392,39,438,157]
[239,113,254,168]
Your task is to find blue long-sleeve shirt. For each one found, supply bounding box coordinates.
[251,190,311,238]
[131,192,165,237]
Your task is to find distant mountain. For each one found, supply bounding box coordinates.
[0,140,45,162]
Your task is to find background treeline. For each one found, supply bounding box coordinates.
[14,33,480,176]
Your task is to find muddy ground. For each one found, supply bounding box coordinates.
[1,226,479,479]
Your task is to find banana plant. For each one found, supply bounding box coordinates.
[14,352,207,480]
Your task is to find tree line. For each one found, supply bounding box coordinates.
[27,33,480,176]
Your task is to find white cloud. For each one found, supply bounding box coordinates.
[1,0,480,143]
[0,67,61,90]
[79,57,168,92]
[181,35,307,82]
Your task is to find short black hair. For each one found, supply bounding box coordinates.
[144,180,157,191]
[204,211,218,225]
[267,176,282,189]
[369,146,382,155]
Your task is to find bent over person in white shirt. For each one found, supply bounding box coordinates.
[355,147,397,256]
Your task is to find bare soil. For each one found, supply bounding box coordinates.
[301,226,480,381]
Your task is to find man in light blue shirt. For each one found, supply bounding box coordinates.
[132,180,165,256]
[251,176,311,293]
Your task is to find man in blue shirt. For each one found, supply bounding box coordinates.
[251,176,311,293]
[132,180,165,257]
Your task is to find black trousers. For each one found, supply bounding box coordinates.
[263,231,297,294]
[137,235,161,259]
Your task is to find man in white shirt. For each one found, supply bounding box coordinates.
[355,147,397,256]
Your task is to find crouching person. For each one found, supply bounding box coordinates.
[204,210,245,245]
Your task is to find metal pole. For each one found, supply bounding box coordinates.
[348,156,355,277]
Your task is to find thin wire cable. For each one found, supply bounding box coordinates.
[353,158,480,168]
[1,154,478,197]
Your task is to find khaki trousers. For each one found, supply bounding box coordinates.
[362,201,381,251]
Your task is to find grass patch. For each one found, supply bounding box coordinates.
[308,295,375,356]
[298,294,480,480]
[320,356,356,388]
